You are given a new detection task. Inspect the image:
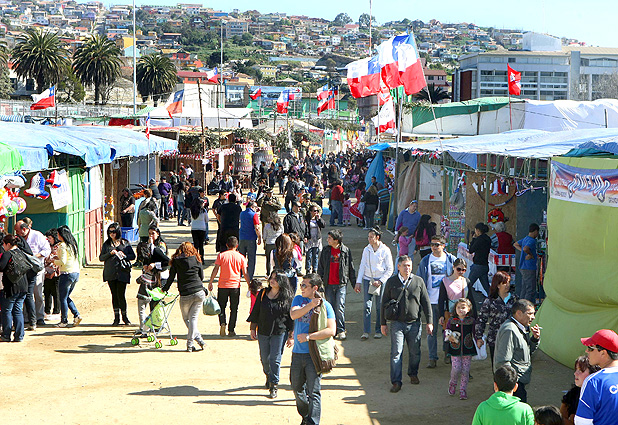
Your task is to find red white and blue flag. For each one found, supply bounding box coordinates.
[276,90,290,114]
[164,89,184,118]
[317,91,336,116]
[377,34,426,95]
[377,80,392,106]
[145,113,151,139]
[346,56,381,98]
[316,84,329,100]
[250,87,262,100]
[507,65,521,96]
[372,99,396,133]
[30,86,56,110]
[206,67,219,83]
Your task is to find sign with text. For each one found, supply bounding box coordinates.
[51,169,72,210]
[550,161,618,207]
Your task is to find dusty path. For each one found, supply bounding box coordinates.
[0,201,572,424]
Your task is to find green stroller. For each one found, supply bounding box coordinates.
[131,288,180,348]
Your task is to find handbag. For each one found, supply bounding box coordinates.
[203,294,221,315]
[384,278,411,321]
[473,335,488,361]
[365,248,382,296]
[23,251,44,274]
[308,297,338,374]
[136,270,155,286]
[119,257,132,271]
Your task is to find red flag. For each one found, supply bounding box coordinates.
[377,81,392,106]
[30,86,56,110]
[508,65,521,96]
[317,92,335,116]
[250,87,262,100]
[164,90,184,118]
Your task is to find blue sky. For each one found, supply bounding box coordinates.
[129,0,618,48]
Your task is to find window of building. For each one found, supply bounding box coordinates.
[508,57,515,63]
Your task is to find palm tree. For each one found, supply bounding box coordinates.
[11,28,69,92]
[136,54,177,106]
[414,83,451,104]
[0,39,8,66]
[73,35,122,105]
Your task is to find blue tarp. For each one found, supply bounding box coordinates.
[58,126,178,158]
[389,128,618,169]
[365,151,385,188]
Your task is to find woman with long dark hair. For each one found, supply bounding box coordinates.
[53,226,82,327]
[249,271,294,399]
[414,214,436,258]
[270,233,300,293]
[263,211,283,276]
[474,271,518,365]
[99,222,136,326]
[190,193,209,260]
[118,188,135,228]
[468,222,492,297]
[163,242,207,352]
[43,229,61,316]
[0,235,29,341]
[304,205,325,274]
[361,185,380,230]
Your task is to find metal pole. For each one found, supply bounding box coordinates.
[132,0,137,115]
[197,80,206,189]
[368,0,372,56]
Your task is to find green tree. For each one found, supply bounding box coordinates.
[72,34,122,105]
[0,67,13,98]
[136,54,177,105]
[414,83,451,103]
[57,67,86,102]
[0,39,8,66]
[11,28,69,91]
[333,13,352,26]
[206,50,228,68]
[358,13,375,29]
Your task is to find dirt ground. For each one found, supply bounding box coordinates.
[0,199,573,425]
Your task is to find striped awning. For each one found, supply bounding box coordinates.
[0,115,25,123]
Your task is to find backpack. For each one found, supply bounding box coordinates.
[308,300,338,374]
[6,249,31,283]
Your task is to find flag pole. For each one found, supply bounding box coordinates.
[508,91,513,131]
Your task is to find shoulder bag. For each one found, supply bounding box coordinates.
[308,298,338,374]
[384,278,411,321]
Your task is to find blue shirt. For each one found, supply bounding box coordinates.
[395,209,421,234]
[517,236,537,270]
[576,367,618,425]
[239,208,258,241]
[291,295,335,354]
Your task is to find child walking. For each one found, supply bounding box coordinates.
[342,194,352,226]
[394,226,414,257]
[446,298,476,400]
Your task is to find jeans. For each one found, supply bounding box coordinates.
[380,201,389,225]
[427,304,440,361]
[108,280,128,312]
[238,239,257,280]
[58,272,80,324]
[285,196,295,213]
[217,287,240,332]
[390,320,422,384]
[290,352,322,425]
[264,243,276,276]
[519,269,537,302]
[24,274,37,326]
[364,203,377,229]
[160,195,170,219]
[306,247,320,274]
[177,201,185,225]
[330,200,343,225]
[468,264,490,296]
[182,205,192,225]
[1,291,27,341]
[180,290,205,349]
[33,271,45,322]
[362,279,382,334]
[191,229,206,261]
[120,213,134,228]
[324,284,346,334]
[44,276,60,314]
[257,333,287,385]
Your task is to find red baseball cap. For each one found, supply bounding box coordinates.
[581,329,618,352]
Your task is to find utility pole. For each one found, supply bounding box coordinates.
[132,0,137,115]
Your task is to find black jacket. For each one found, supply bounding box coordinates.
[99,239,136,283]
[380,274,432,325]
[469,233,492,266]
[248,288,294,336]
[0,249,29,296]
[318,243,356,287]
[163,255,205,296]
[283,211,307,237]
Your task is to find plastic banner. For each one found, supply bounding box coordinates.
[50,169,72,210]
[550,161,618,207]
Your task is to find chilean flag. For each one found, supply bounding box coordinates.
[346,56,381,98]
[507,65,521,96]
[378,34,427,95]
[145,113,151,139]
[372,99,396,133]
[164,89,184,118]
[316,84,329,100]
[250,87,262,100]
[30,86,56,110]
[377,80,392,106]
[317,91,336,116]
[276,90,289,114]
[206,67,219,83]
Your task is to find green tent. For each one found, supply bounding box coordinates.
[0,141,24,175]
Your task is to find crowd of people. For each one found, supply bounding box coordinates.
[1,151,616,425]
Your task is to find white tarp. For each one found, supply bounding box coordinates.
[418,163,443,201]
[144,107,253,129]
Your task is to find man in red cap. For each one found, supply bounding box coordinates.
[575,329,618,425]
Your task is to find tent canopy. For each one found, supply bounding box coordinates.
[391,128,618,169]
[255,118,324,137]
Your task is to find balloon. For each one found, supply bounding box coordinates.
[14,197,26,214]
[5,200,18,217]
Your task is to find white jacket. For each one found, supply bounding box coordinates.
[356,242,394,284]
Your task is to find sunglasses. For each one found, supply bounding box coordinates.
[300,283,310,289]
[430,243,442,247]
[586,346,605,352]
[456,267,467,272]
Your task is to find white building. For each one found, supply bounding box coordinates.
[454,32,618,101]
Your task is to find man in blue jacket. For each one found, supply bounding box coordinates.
[417,235,456,368]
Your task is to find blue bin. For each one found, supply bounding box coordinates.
[121,227,139,243]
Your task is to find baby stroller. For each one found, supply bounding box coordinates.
[131,288,180,348]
